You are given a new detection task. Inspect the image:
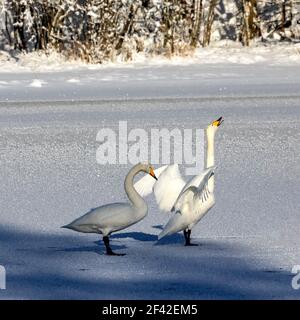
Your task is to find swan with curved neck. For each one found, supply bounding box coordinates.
[63,163,157,255]
[134,117,223,246]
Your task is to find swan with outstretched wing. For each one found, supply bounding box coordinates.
[134,117,223,245]
[158,166,216,244]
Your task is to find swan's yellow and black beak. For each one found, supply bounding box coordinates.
[212,116,224,127]
[149,167,158,180]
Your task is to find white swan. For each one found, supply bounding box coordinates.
[134,117,223,245]
[158,166,215,244]
[63,163,157,256]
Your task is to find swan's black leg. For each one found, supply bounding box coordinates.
[183,230,189,245]
[184,229,198,246]
[103,236,125,256]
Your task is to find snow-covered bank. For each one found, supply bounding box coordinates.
[1,44,300,73]
[1,46,300,103]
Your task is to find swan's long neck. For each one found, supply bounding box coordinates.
[124,164,147,212]
[206,129,215,193]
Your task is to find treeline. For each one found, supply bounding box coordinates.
[0,0,299,63]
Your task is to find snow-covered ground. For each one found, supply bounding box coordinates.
[0,48,300,299]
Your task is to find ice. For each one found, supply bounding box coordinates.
[0,52,299,299]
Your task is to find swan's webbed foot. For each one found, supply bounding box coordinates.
[106,250,126,256]
[103,236,126,256]
[183,229,198,247]
[185,242,199,246]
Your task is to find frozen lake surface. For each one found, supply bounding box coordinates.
[0,62,299,299]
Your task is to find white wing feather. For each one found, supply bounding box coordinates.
[180,166,216,195]
[134,165,169,197]
[172,166,216,212]
[153,164,186,213]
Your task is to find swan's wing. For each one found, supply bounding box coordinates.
[179,165,217,195]
[153,164,186,213]
[134,165,169,197]
[172,166,215,212]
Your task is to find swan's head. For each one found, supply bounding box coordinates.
[140,163,158,180]
[206,116,224,136]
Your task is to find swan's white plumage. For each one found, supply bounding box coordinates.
[153,164,186,212]
[158,166,215,240]
[172,167,215,213]
[134,118,222,242]
[134,165,168,197]
[64,203,143,237]
[134,164,187,213]
[63,163,153,238]
[155,117,223,241]
[172,166,216,209]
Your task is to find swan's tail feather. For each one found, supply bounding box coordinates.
[61,224,73,230]
[157,232,164,240]
[157,228,170,240]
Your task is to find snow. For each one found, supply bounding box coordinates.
[28,79,47,88]
[1,43,300,74]
[0,49,300,299]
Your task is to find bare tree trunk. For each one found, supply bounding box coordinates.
[241,0,260,46]
[115,3,136,51]
[203,0,218,47]
[190,0,203,48]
